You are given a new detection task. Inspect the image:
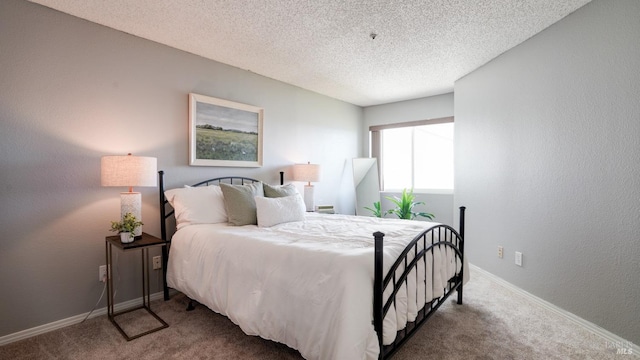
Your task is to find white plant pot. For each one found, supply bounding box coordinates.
[120,232,134,244]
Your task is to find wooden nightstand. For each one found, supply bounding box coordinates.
[105,232,169,341]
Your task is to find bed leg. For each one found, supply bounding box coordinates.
[457,206,466,305]
[186,299,197,311]
[373,231,385,358]
[162,244,170,301]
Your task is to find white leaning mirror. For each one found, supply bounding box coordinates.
[352,158,381,216]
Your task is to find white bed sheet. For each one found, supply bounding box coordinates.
[167,213,468,360]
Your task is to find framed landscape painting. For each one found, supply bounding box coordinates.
[189,93,263,167]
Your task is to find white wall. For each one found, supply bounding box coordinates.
[0,0,361,338]
[363,94,456,225]
[455,0,639,345]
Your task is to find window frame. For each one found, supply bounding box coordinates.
[370,116,454,194]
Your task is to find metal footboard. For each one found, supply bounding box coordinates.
[374,206,466,359]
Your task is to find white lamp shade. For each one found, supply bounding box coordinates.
[101,155,157,187]
[292,163,320,183]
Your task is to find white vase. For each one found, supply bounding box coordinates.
[120,232,134,243]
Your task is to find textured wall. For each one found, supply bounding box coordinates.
[455,0,639,345]
[0,0,361,337]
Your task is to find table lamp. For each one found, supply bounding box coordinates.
[292,162,320,212]
[101,153,157,237]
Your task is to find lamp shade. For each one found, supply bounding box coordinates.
[292,163,320,183]
[101,154,157,188]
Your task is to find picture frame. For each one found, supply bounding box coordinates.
[189,93,263,167]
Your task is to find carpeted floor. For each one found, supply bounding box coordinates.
[0,271,630,359]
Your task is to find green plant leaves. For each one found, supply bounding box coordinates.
[109,212,143,233]
[364,201,383,218]
[385,189,434,221]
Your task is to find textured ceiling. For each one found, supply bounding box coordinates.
[29,0,591,107]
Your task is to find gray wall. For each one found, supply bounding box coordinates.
[455,0,639,345]
[0,0,361,337]
[363,94,455,225]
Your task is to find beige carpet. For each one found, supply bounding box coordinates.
[0,271,629,359]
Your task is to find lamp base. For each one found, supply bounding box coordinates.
[303,185,315,212]
[121,192,143,237]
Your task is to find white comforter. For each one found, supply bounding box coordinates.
[167,213,468,360]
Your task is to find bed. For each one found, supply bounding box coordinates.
[158,171,468,359]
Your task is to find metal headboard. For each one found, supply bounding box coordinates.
[158,170,284,241]
[160,172,263,241]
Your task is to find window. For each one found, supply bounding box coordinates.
[371,117,454,192]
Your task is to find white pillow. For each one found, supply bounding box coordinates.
[164,185,227,229]
[255,195,306,227]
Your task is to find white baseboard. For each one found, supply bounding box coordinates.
[470,264,639,356]
[0,291,165,346]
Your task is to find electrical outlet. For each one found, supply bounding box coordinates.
[515,251,523,267]
[497,246,504,259]
[152,256,162,270]
[99,265,107,282]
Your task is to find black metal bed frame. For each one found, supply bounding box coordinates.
[373,210,465,359]
[158,170,465,360]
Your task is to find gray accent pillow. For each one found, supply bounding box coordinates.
[220,182,264,226]
[263,183,299,198]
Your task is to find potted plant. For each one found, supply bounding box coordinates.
[364,201,383,218]
[385,188,435,221]
[109,212,143,243]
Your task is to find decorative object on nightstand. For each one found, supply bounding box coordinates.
[315,205,335,214]
[105,232,169,340]
[101,153,157,238]
[109,212,144,243]
[292,161,320,212]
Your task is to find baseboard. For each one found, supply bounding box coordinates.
[470,264,638,356]
[0,291,166,346]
